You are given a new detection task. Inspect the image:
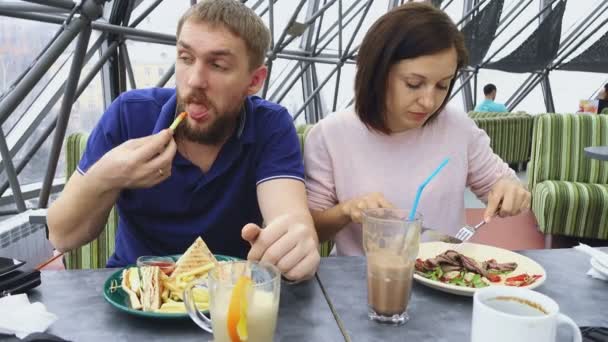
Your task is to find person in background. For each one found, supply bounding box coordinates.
[475,83,509,112]
[304,3,530,256]
[47,0,319,281]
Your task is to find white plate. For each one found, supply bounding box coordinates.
[591,258,608,278]
[414,242,547,296]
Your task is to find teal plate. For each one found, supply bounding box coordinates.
[103,254,239,319]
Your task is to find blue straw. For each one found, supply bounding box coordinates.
[408,158,450,221]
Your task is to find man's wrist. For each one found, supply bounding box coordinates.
[86,162,121,194]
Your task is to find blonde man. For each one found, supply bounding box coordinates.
[48,0,320,281]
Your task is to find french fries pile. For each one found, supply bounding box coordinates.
[157,263,214,313]
[121,237,219,314]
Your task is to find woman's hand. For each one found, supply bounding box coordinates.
[484,177,531,222]
[340,192,395,224]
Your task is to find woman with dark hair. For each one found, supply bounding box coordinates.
[303,3,530,255]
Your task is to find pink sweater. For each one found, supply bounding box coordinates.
[304,106,516,256]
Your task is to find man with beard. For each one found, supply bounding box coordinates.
[47,0,320,281]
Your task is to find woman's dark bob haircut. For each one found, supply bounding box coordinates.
[355,2,468,134]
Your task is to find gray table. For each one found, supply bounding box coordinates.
[317,248,607,342]
[584,146,608,161]
[0,269,345,342]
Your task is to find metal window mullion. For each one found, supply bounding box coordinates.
[293,65,340,122]
[449,71,475,101]
[129,0,164,28]
[270,62,309,103]
[156,64,175,88]
[0,10,177,45]
[332,64,342,112]
[39,26,93,208]
[311,0,328,55]
[505,73,537,107]
[0,2,69,13]
[271,0,307,54]
[299,0,321,123]
[1,33,107,174]
[314,1,366,56]
[540,72,555,112]
[268,0,274,49]
[460,0,475,111]
[301,0,338,27]
[120,43,137,90]
[250,0,266,11]
[342,0,373,58]
[0,129,25,211]
[441,0,455,11]
[0,16,85,126]
[456,0,487,27]
[507,74,544,111]
[316,0,361,46]
[0,39,119,199]
[262,60,273,98]
[257,0,280,18]
[21,0,75,10]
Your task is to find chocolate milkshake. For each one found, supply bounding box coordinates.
[361,208,421,325]
[367,251,414,320]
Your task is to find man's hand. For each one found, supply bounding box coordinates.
[88,129,177,191]
[341,192,395,224]
[484,177,531,222]
[241,214,320,281]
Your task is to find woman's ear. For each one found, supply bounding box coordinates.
[246,65,268,96]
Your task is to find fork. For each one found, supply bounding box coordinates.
[454,219,488,242]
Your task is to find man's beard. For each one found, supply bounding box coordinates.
[175,92,244,145]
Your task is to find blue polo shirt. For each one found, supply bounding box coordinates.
[77,88,304,267]
[474,99,508,112]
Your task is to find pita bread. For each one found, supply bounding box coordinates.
[171,237,217,279]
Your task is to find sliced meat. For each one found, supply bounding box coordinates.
[484,258,518,272]
[459,254,489,278]
[440,264,462,273]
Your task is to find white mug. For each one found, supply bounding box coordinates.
[472,286,581,342]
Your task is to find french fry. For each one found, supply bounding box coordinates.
[170,291,183,301]
[162,278,181,293]
[175,263,215,282]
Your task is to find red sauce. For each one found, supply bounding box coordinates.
[147,261,176,276]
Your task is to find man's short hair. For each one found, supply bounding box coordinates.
[177,0,270,69]
[483,83,497,95]
[604,83,608,92]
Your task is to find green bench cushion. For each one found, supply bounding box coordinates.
[473,115,533,164]
[532,180,608,239]
[528,114,608,189]
[64,133,119,269]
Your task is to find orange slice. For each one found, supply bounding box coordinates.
[227,276,252,342]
